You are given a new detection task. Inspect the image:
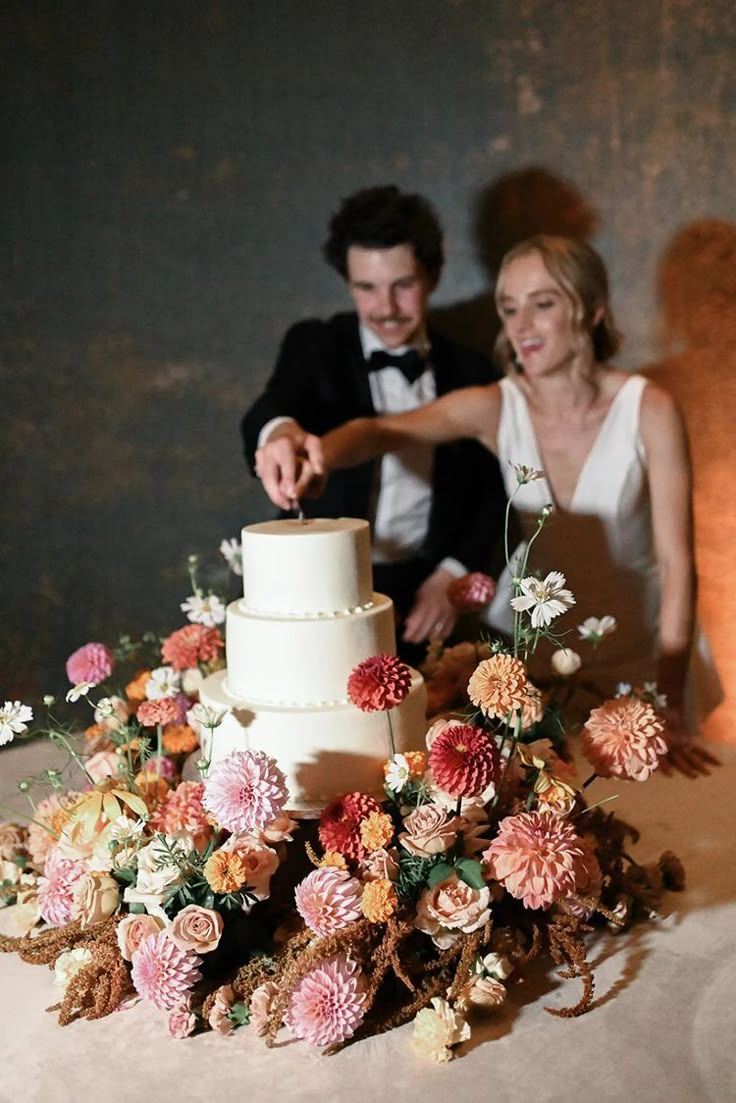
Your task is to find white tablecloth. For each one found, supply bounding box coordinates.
[1,739,735,1103]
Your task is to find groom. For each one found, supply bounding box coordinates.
[242,185,506,663]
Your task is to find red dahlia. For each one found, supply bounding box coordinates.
[347,654,412,713]
[318,792,381,861]
[447,572,497,613]
[428,723,501,798]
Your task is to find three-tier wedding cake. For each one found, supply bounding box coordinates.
[198,517,427,812]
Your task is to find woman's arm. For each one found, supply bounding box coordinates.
[641,384,717,775]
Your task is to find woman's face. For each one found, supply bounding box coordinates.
[497,251,581,375]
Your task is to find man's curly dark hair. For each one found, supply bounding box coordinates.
[322,185,445,282]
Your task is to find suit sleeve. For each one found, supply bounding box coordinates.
[241,320,332,473]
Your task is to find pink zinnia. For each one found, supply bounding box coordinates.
[448,572,497,612]
[347,654,412,712]
[202,749,288,832]
[131,931,202,1010]
[582,696,668,781]
[285,954,366,1047]
[295,866,363,936]
[37,848,88,927]
[429,723,501,798]
[145,755,177,783]
[161,624,224,672]
[484,810,589,910]
[137,697,181,728]
[66,642,115,687]
[318,792,381,861]
[167,1004,197,1039]
[150,780,210,842]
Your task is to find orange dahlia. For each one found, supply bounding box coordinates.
[467,654,529,720]
[582,696,668,781]
[484,810,589,910]
[125,670,151,705]
[162,724,199,755]
[359,811,394,853]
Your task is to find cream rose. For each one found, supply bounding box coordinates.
[116,912,165,961]
[249,980,280,1036]
[399,804,459,857]
[54,947,93,992]
[358,847,400,883]
[219,835,279,900]
[0,858,23,891]
[74,872,120,928]
[454,975,507,1013]
[0,822,28,861]
[415,873,491,949]
[411,997,470,1063]
[122,885,170,922]
[135,835,188,896]
[169,904,224,954]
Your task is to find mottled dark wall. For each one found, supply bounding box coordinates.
[2,1,734,715]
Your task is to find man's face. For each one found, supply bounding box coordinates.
[346,243,436,349]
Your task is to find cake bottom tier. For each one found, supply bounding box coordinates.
[197,668,428,814]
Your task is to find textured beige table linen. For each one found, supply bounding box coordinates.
[1,739,735,1103]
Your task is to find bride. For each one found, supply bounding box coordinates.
[256,235,718,777]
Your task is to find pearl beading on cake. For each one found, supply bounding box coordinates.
[238,600,376,619]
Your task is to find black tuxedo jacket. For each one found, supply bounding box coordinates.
[241,312,507,573]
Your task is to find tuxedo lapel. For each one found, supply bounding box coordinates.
[336,314,375,416]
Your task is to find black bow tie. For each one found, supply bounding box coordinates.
[368,348,426,384]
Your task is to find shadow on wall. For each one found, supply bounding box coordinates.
[649,218,736,745]
[431,166,598,361]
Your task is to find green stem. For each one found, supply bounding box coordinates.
[48,729,95,786]
[386,711,396,759]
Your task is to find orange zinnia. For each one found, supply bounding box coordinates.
[125,670,151,705]
[162,724,199,755]
[361,879,398,923]
[204,849,248,894]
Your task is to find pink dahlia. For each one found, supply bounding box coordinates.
[130,931,202,1010]
[167,1004,197,1039]
[150,780,211,846]
[582,696,668,781]
[66,642,115,687]
[347,654,412,712]
[202,749,288,832]
[447,572,497,613]
[484,810,589,910]
[285,954,366,1047]
[137,697,182,728]
[318,792,381,861]
[37,848,88,927]
[429,723,501,798]
[295,866,363,936]
[161,624,224,672]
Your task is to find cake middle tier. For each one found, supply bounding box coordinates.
[225,592,398,705]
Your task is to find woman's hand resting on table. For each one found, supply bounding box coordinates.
[659,706,721,778]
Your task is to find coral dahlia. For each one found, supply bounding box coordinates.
[347,654,412,712]
[318,792,381,861]
[285,954,366,1047]
[582,696,668,781]
[484,810,589,910]
[467,653,529,720]
[429,723,501,798]
[295,866,363,936]
[131,931,202,1010]
[202,749,288,832]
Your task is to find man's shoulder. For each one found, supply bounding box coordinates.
[427,325,499,384]
[282,311,359,346]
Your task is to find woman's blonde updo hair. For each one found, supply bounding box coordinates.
[494,235,621,371]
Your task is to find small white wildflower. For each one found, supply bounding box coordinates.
[220,537,243,576]
[641,682,668,709]
[480,952,515,980]
[510,571,575,628]
[189,703,228,730]
[65,682,95,704]
[145,667,182,700]
[550,648,582,676]
[511,462,545,486]
[0,701,33,746]
[109,815,146,844]
[385,754,411,793]
[180,593,226,627]
[615,682,632,698]
[577,615,617,641]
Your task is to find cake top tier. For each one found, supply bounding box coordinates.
[241,517,374,616]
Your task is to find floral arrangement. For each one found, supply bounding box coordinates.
[0,468,684,1062]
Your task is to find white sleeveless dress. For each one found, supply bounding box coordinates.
[484,373,662,709]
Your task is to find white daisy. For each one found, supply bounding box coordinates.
[145,666,182,700]
[385,754,411,793]
[0,701,33,746]
[510,571,576,628]
[220,537,243,576]
[180,592,226,627]
[577,615,617,641]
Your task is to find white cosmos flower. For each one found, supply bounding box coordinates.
[0,701,33,746]
[145,666,182,700]
[511,462,545,486]
[577,615,617,640]
[189,703,228,730]
[220,538,243,576]
[385,754,411,793]
[65,682,95,703]
[510,571,575,628]
[180,593,226,627]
